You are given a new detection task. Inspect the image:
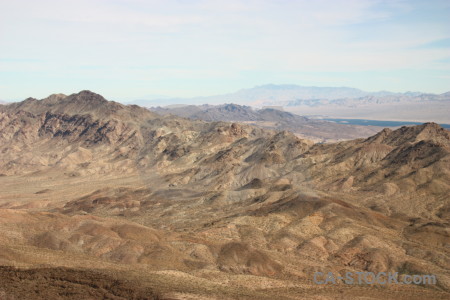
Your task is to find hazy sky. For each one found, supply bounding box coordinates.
[1,0,449,101]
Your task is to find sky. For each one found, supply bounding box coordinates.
[1,0,450,101]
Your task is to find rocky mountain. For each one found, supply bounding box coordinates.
[152,103,382,142]
[0,91,449,299]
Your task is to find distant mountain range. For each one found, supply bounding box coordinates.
[126,84,450,123]
[4,84,449,122]
[124,84,444,106]
[151,103,381,142]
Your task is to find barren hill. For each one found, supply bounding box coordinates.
[0,91,449,299]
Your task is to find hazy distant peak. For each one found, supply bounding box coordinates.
[255,84,306,90]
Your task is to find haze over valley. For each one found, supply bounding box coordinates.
[136,84,450,124]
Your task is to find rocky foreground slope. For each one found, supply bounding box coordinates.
[0,91,449,299]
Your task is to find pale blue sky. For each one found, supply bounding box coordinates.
[1,0,449,101]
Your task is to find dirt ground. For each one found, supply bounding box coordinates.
[0,266,161,300]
